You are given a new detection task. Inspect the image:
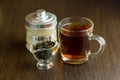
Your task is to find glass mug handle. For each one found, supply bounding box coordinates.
[90,35,105,58]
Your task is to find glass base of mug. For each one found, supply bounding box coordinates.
[61,56,88,64]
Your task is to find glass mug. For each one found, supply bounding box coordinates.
[58,17,105,64]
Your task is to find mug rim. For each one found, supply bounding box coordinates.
[59,17,94,32]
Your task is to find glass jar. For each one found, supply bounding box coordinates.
[25,9,57,51]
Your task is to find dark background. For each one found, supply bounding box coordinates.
[0,0,120,80]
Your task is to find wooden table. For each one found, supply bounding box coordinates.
[0,0,120,80]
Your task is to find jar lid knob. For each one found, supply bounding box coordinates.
[35,9,47,20]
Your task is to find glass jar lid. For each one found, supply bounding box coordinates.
[25,9,57,30]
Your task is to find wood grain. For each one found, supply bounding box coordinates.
[0,0,120,80]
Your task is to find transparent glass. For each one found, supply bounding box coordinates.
[26,27,57,51]
[58,17,105,64]
[30,41,59,70]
